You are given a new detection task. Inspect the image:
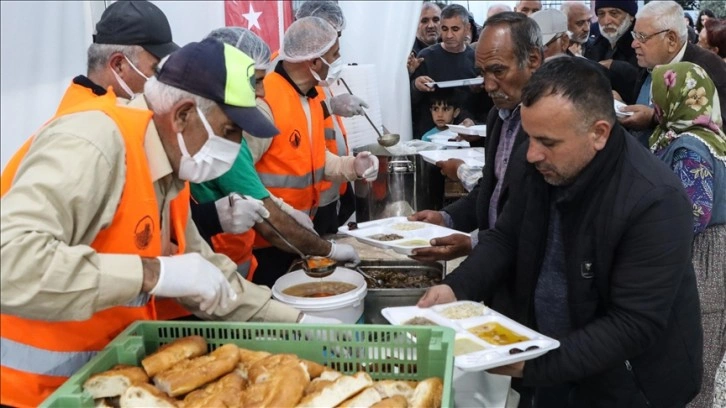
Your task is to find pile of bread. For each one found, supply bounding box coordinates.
[83,335,443,408]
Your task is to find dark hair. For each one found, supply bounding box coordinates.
[705,18,726,58]
[696,9,716,32]
[684,13,694,28]
[521,57,616,129]
[482,12,543,69]
[468,13,480,42]
[441,4,471,26]
[428,88,462,109]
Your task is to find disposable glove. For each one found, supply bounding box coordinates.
[215,193,270,234]
[299,314,343,324]
[270,194,317,233]
[354,151,379,181]
[151,253,237,314]
[327,242,360,263]
[330,94,369,117]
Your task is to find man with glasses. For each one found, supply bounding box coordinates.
[618,1,726,139]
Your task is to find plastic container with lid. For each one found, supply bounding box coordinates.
[272,267,367,323]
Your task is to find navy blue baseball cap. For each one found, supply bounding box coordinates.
[156,38,278,138]
[94,1,179,59]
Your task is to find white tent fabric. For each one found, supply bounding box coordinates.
[0,1,417,168]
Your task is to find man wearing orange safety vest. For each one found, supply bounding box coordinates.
[189,27,360,286]
[0,40,311,407]
[2,0,193,322]
[294,1,370,235]
[243,16,379,286]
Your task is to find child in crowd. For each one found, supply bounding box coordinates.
[421,89,461,141]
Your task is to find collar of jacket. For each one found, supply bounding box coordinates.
[552,123,626,207]
[274,60,319,99]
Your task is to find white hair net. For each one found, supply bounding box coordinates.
[205,27,271,70]
[280,16,338,63]
[295,0,346,32]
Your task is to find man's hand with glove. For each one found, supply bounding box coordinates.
[215,193,270,234]
[151,253,237,315]
[354,151,379,181]
[330,94,369,117]
[327,241,360,263]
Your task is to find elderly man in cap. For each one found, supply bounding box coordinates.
[584,0,638,68]
[619,0,726,137]
[0,40,311,406]
[532,9,571,60]
[243,17,378,286]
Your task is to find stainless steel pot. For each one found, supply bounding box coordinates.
[359,260,444,324]
[353,144,445,222]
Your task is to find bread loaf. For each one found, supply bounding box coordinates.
[142,336,207,377]
[372,395,409,408]
[372,380,415,400]
[153,343,239,397]
[120,383,178,407]
[181,372,245,408]
[301,359,326,379]
[240,355,309,407]
[83,364,149,398]
[296,372,373,408]
[337,386,383,407]
[236,347,271,379]
[304,370,343,396]
[408,378,442,408]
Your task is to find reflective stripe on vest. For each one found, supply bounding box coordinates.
[0,338,97,378]
[0,90,182,407]
[257,167,326,189]
[324,128,336,140]
[236,259,252,279]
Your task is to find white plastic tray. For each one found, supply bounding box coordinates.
[428,131,471,148]
[337,216,469,255]
[446,124,487,137]
[614,100,633,118]
[382,301,560,372]
[418,148,485,167]
[424,77,484,88]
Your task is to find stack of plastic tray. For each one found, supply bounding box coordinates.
[41,320,455,407]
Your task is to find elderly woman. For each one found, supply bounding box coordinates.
[650,61,726,408]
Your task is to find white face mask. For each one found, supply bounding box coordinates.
[310,55,344,87]
[176,107,240,183]
[111,55,150,98]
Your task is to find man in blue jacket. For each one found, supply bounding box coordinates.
[419,57,703,407]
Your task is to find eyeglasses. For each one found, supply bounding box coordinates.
[630,29,670,43]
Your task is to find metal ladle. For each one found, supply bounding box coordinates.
[337,78,400,147]
[230,194,335,278]
[344,261,383,286]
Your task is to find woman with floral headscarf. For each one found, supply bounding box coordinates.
[650,61,726,408]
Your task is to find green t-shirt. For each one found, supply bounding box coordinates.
[190,139,270,203]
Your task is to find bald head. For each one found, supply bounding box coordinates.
[487,3,512,19]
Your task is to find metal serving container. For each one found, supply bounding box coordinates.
[359,259,445,324]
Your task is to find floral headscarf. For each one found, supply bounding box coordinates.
[649,62,726,163]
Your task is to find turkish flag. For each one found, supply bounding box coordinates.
[224,0,293,51]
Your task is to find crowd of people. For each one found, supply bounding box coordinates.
[0,0,724,407]
[409,1,725,407]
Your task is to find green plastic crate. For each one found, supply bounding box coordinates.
[41,320,455,407]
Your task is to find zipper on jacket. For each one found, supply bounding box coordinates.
[625,360,652,407]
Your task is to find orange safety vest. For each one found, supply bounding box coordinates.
[1,81,191,323]
[0,91,189,407]
[255,72,330,247]
[316,86,351,196]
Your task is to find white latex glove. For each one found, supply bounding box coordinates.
[327,242,360,263]
[270,194,317,234]
[151,253,237,314]
[299,314,343,324]
[215,193,270,234]
[354,151,379,181]
[330,94,369,117]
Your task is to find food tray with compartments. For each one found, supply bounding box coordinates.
[445,124,487,137]
[41,321,456,407]
[338,216,470,255]
[382,301,560,372]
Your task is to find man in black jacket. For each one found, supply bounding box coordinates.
[409,12,542,262]
[419,57,703,407]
